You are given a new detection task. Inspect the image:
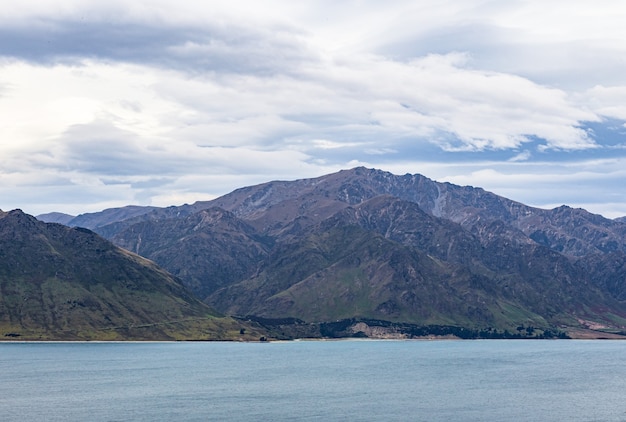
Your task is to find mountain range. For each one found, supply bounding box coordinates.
[31,167,626,339]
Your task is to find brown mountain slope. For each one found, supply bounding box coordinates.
[91,167,626,257]
[206,196,626,334]
[112,208,271,299]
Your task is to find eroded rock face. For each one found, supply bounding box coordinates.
[349,322,408,339]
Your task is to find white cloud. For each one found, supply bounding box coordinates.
[509,151,532,162]
[1,0,626,217]
[365,148,398,156]
[436,160,626,215]
[581,85,626,121]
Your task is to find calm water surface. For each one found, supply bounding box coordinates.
[0,340,625,421]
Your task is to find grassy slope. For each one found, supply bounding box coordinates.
[0,211,266,341]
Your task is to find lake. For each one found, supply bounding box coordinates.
[0,340,624,421]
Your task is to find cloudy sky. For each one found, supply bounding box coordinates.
[2,1,626,218]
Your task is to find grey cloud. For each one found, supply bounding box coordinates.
[298,134,444,167]
[58,122,159,176]
[49,121,204,177]
[99,177,174,189]
[46,120,313,180]
[472,41,626,90]
[377,22,626,90]
[0,173,126,215]
[379,22,515,61]
[0,18,315,75]
[129,178,174,189]
[3,1,626,218]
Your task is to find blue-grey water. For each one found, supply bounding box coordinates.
[0,340,625,421]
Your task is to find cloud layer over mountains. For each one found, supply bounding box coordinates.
[1,1,626,217]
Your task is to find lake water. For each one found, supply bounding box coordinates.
[0,340,625,421]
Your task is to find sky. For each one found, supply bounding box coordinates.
[1,0,626,218]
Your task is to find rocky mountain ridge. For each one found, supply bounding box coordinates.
[41,167,626,257]
[36,168,626,338]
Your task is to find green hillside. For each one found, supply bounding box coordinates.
[0,210,264,341]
